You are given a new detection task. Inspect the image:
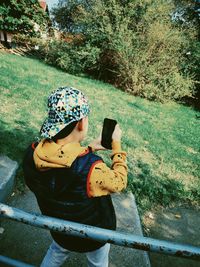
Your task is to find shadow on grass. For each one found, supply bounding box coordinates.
[0,119,37,161]
[129,161,189,214]
[0,119,38,191]
[180,86,200,113]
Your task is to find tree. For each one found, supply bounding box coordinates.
[52,0,93,32]
[0,0,48,36]
[50,0,199,102]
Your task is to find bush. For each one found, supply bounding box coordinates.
[50,0,199,102]
[92,1,195,101]
[12,34,45,47]
[40,39,100,74]
[40,40,70,70]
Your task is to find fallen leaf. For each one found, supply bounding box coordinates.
[186,147,197,154]
[0,227,5,234]
[148,212,154,220]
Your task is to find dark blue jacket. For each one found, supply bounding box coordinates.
[23,143,116,252]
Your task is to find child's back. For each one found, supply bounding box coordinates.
[23,86,128,267]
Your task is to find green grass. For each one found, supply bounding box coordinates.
[0,51,200,215]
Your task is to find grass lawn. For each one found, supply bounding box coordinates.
[0,51,200,216]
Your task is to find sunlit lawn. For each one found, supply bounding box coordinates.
[0,51,200,214]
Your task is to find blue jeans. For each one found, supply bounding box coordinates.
[40,240,110,267]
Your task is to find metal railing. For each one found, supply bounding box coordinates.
[1,202,200,264]
[0,255,34,267]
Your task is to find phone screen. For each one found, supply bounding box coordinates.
[101,118,117,149]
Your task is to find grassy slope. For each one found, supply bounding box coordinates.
[0,52,200,214]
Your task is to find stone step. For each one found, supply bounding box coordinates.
[0,155,18,203]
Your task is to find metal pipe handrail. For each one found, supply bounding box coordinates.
[0,255,34,267]
[0,203,200,261]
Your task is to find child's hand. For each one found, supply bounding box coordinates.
[89,136,107,151]
[112,124,122,142]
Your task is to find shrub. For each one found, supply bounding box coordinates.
[12,34,45,47]
[40,40,100,74]
[40,40,70,70]
[51,0,199,102]
[93,1,195,101]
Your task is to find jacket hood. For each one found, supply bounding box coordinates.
[33,139,88,171]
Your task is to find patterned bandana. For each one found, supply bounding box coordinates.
[40,86,90,138]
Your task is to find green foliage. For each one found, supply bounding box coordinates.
[12,34,45,47]
[181,40,200,99]
[40,39,100,74]
[52,0,86,32]
[0,0,48,36]
[51,0,199,102]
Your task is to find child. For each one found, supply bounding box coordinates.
[23,86,128,267]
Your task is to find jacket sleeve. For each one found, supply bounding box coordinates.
[87,141,128,197]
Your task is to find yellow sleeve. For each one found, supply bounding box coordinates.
[87,141,128,197]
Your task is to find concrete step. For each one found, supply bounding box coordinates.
[0,155,18,202]
[111,193,151,267]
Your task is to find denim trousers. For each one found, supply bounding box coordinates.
[40,240,110,267]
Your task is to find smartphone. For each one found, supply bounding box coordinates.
[101,118,117,149]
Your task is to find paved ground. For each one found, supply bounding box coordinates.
[144,206,200,267]
[0,189,150,267]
